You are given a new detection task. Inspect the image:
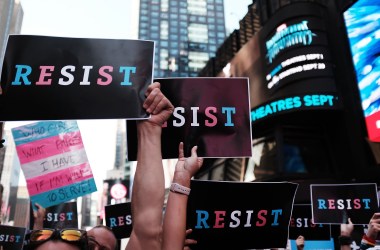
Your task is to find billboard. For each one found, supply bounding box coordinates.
[343,0,380,141]
[250,2,342,124]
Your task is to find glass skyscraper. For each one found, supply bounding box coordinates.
[138,0,226,77]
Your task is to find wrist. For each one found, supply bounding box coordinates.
[170,182,191,195]
[360,234,376,249]
[173,171,192,187]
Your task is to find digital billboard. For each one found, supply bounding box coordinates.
[250,2,342,124]
[343,0,380,141]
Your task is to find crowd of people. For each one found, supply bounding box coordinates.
[5,82,380,249]
[21,82,202,250]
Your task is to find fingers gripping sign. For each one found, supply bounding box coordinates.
[143,82,174,127]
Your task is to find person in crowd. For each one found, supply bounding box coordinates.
[125,81,173,250]
[23,228,88,250]
[124,81,203,250]
[340,213,380,249]
[340,217,354,249]
[87,224,117,250]
[296,235,305,250]
[161,142,203,250]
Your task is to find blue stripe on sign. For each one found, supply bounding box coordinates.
[11,120,79,146]
[30,178,97,210]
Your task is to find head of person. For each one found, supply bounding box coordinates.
[24,228,88,250]
[87,224,117,250]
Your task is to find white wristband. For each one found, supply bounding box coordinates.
[170,183,191,196]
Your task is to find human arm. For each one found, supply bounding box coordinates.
[161,142,203,250]
[340,218,354,250]
[126,82,174,250]
[360,213,380,249]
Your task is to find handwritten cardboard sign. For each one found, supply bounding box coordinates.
[310,183,378,224]
[0,35,154,121]
[186,180,298,249]
[12,120,97,209]
[127,77,252,159]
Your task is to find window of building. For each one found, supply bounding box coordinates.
[188,51,209,71]
[198,16,206,22]
[152,5,159,11]
[161,40,168,47]
[188,0,207,15]
[188,23,208,43]
[161,0,168,12]
[160,49,169,70]
[169,34,178,40]
[217,32,225,38]
[170,13,178,19]
[160,21,168,39]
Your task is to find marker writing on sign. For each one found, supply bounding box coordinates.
[19,121,75,139]
[11,65,137,86]
[194,209,283,229]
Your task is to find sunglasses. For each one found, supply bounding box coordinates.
[28,228,87,244]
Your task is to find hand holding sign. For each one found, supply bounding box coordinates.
[32,203,46,230]
[140,81,174,127]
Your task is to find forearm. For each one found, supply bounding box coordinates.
[131,122,165,239]
[162,173,191,250]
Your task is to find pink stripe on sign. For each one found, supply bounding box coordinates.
[16,131,84,164]
[26,163,93,196]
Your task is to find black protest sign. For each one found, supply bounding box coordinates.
[310,183,378,224]
[43,201,78,229]
[0,225,26,250]
[105,202,132,239]
[0,35,154,121]
[289,204,330,240]
[186,180,298,249]
[29,201,78,230]
[127,77,252,160]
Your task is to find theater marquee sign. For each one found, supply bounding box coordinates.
[251,2,342,123]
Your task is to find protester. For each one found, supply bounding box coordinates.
[339,217,354,249]
[296,235,305,250]
[123,81,204,250]
[339,213,380,249]
[125,81,174,250]
[23,228,88,250]
[87,224,117,250]
[162,142,203,250]
[24,82,201,250]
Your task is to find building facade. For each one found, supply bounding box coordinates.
[138,0,226,77]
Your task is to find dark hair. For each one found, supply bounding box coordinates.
[89,224,118,250]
